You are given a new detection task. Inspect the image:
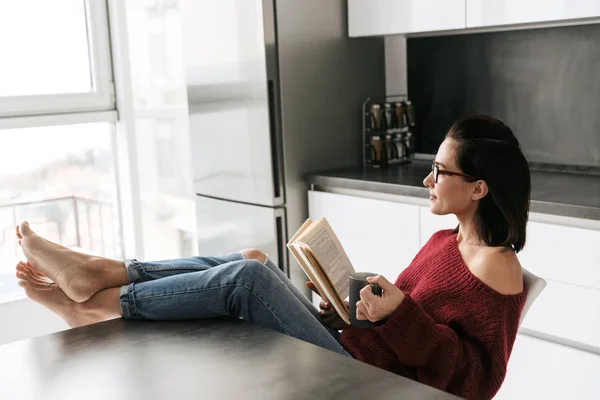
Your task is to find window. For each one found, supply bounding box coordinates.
[0,0,198,304]
[126,0,197,261]
[0,1,120,302]
[0,123,121,301]
[0,0,114,117]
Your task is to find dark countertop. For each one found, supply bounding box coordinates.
[307,160,600,221]
[0,318,458,400]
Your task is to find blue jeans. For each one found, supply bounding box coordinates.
[119,253,351,356]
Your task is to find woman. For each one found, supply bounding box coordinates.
[15,115,530,400]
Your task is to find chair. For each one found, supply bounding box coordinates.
[518,268,547,327]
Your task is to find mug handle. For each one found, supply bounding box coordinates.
[370,283,382,296]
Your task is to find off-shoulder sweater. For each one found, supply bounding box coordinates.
[339,230,526,400]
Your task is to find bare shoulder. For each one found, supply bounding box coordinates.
[469,247,524,295]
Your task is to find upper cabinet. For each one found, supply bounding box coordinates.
[347,0,466,37]
[467,0,600,28]
[348,0,600,37]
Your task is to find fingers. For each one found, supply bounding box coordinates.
[366,274,393,291]
[319,300,334,314]
[305,281,321,297]
[356,300,369,321]
[359,285,376,311]
[319,303,343,327]
[322,315,340,327]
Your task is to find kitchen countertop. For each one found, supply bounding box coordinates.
[0,317,458,400]
[307,160,600,221]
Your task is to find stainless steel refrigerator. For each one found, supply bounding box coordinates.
[181,0,385,293]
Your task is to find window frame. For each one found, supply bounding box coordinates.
[0,0,115,118]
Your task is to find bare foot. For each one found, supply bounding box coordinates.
[15,261,55,287]
[16,221,126,303]
[15,262,99,328]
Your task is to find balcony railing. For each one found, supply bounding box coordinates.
[0,195,117,258]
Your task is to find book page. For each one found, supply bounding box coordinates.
[296,218,355,300]
[287,241,350,324]
[300,245,349,324]
[288,217,313,244]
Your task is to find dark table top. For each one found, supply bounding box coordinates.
[307,160,600,221]
[0,318,458,400]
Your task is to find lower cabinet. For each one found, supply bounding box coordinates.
[496,334,600,399]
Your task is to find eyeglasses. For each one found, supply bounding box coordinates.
[432,160,478,184]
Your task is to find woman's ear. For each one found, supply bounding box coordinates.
[471,180,488,201]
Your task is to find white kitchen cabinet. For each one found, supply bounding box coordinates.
[308,191,420,284]
[419,206,458,246]
[348,0,466,37]
[467,0,600,28]
[520,279,600,349]
[496,334,600,399]
[518,220,600,290]
[516,220,600,348]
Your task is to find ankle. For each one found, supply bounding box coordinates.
[87,256,106,272]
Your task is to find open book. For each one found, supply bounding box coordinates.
[287,218,355,325]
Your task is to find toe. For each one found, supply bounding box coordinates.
[28,267,51,282]
[23,263,42,277]
[18,279,30,288]
[17,267,50,287]
[17,221,32,238]
[27,272,51,286]
[16,270,28,280]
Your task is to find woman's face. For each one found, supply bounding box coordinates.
[423,138,480,216]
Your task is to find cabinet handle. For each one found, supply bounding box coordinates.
[268,79,282,200]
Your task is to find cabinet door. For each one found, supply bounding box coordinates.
[308,191,420,284]
[516,221,600,348]
[419,206,458,246]
[496,334,600,399]
[467,0,600,28]
[518,221,600,291]
[348,0,466,37]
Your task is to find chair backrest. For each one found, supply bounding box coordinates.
[519,268,547,327]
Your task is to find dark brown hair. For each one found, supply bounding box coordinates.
[447,115,531,252]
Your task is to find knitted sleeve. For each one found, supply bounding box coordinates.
[374,294,513,400]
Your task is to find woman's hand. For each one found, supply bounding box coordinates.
[356,275,405,323]
[306,281,350,330]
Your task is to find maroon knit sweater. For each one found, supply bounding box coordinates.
[339,230,526,400]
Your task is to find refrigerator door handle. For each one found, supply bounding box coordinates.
[274,208,288,277]
[268,79,284,205]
